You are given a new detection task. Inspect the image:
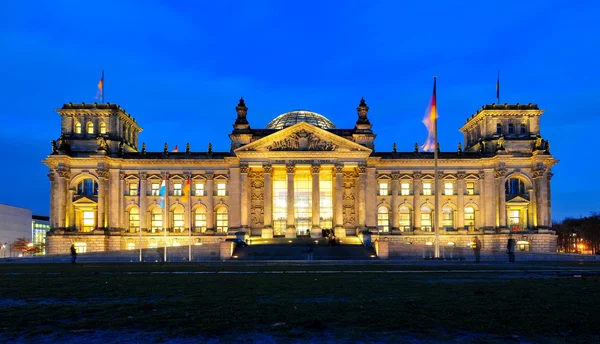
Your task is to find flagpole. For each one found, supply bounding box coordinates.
[433,76,440,259]
[101,70,105,104]
[496,70,500,104]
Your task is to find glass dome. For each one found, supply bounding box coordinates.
[265,110,336,130]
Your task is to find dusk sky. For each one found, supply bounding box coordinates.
[0,0,598,221]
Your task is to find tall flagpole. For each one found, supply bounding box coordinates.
[433,76,440,259]
[496,70,500,104]
[101,70,105,104]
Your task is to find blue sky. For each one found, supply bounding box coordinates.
[0,0,598,221]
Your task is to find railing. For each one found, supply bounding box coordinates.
[193,190,206,196]
[214,191,229,196]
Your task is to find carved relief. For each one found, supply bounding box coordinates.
[205,173,214,180]
[286,164,295,174]
[335,164,344,174]
[311,164,320,174]
[494,167,508,179]
[267,130,337,151]
[119,172,126,180]
[342,170,358,226]
[357,165,366,174]
[240,163,249,174]
[249,169,264,227]
[56,169,71,179]
[96,169,109,180]
[263,164,272,174]
[391,173,400,181]
[413,171,422,180]
[457,171,466,180]
[47,171,55,182]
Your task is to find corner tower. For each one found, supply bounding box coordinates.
[353,98,376,150]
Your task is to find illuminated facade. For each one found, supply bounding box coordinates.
[44,99,558,254]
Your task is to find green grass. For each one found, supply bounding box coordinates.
[1,263,599,342]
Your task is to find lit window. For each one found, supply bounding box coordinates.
[82,211,95,232]
[401,183,410,196]
[151,209,162,233]
[423,182,432,196]
[127,242,135,250]
[129,183,138,196]
[194,209,206,232]
[444,182,453,195]
[75,122,82,134]
[151,183,160,196]
[128,207,139,232]
[464,207,475,231]
[509,210,521,230]
[421,206,432,231]
[273,170,287,236]
[442,205,454,230]
[466,182,475,195]
[377,206,390,232]
[379,182,389,196]
[194,183,205,196]
[399,206,411,231]
[172,208,184,232]
[319,175,333,230]
[87,122,94,134]
[149,242,158,249]
[217,183,227,196]
[517,240,530,251]
[173,183,182,196]
[100,122,106,134]
[73,242,87,253]
[216,207,228,233]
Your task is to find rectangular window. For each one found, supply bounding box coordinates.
[74,242,87,253]
[129,183,138,196]
[216,211,228,233]
[194,212,206,232]
[319,173,333,230]
[421,213,432,231]
[423,182,432,196]
[466,182,475,195]
[273,170,287,236]
[399,212,411,231]
[173,183,182,196]
[294,169,312,235]
[217,183,227,196]
[82,211,95,232]
[377,212,389,232]
[401,182,410,196]
[195,183,205,196]
[151,213,162,232]
[444,182,453,195]
[129,211,140,232]
[509,209,521,230]
[173,213,184,231]
[127,242,135,250]
[151,183,160,196]
[379,182,389,196]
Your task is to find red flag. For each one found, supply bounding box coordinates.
[420,77,437,152]
[172,145,179,152]
[184,177,190,197]
[95,70,104,103]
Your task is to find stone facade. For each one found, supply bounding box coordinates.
[44,99,558,254]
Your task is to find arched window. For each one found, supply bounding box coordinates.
[399,206,411,231]
[505,178,527,196]
[194,207,207,232]
[99,122,106,134]
[77,178,98,196]
[442,205,454,230]
[421,206,432,231]
[128,207,140,232]
[496,123,502,135]
[377,206,390,232]
[87,122,94,134]
[520,123,527,135]
[151,207,162,233]
[171,205,184,232]
[216,207,228,233]
[464,206,475,231]
[74,122,82,134]
[508,123,514,134]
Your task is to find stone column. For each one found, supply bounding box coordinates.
[478,171,486,229]
[483,169,496,229]
[240,163,249,228]
[457,172,466,229]
[67,189,75,229]
[108,169,120,230]
[528,188,535,229]
[413,172,422,229]
[334,164,344,233]
[391,172,400,230]
[119,172,126,229]
[97,169,109,229]
[48,171,56,228]
[140,173,148,231]
[546,171,553,226]
[262,165,273,239]
[496,174,506,228]
[533,168,548,227]
[286,164,296,238]
[357,165,367,230]
[206,173,215,231]
[55,169,70,229]
[311,165,321,237]
[365,167,377,228]
[229,167,241,229]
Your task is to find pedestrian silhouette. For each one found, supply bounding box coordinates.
[472,236,481,263]
[70,244,77,264]
[507,236,516,262]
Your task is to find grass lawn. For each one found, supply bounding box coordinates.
[0,263,598,342]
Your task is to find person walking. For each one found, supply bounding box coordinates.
[70,244,77,264]
[306,245,314,261]
[472,236,481,263]
[507,236,516,263]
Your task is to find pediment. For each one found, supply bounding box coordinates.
[73,196,97,205]
[506,196,530,204]
[235,122,371,155]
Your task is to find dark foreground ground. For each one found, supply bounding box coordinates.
[1,262,599,343]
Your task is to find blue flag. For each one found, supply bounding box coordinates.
[158,177,166,208]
